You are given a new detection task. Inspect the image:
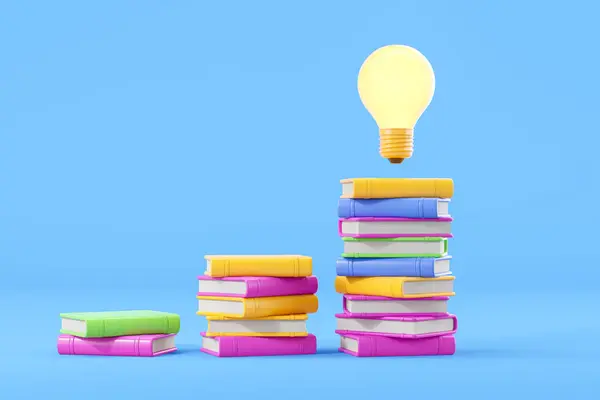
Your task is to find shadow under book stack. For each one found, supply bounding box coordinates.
[197,255,319,357]
[334,178,458,357]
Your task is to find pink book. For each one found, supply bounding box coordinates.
[197,275,318,298]
[200,332,316,357]
[343,295,450,317]
[338,333,455,357]
[336,313,458,339]
[57,334,176,357]
[338,217,453,238]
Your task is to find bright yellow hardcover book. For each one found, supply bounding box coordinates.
[335,276,455,298]
[205,314,308,337]
[340,178,454,199]
[196,294,318,318]
[204,255,312,277]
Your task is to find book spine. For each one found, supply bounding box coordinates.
[101,316,179,337]
[244,295,319,318]
[245,276,319,297]
[350,179,454,199]
[334,276,405,297]
[218,335,317,357]
[336,258,436,277]
[209,258,312,278]
[350,335,456,356]
[57,335,156,356]
[338,198,440,218]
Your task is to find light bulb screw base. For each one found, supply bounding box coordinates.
[379,128,414,163]
[388,158,405,164]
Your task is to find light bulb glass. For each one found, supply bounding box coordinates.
[357,45,435,163]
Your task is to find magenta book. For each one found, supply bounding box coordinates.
[197,275,318,298]
[338,333,455,357]
[57,334,176,357]
[343,295,450,317]
[338,217,453,238]
[200,333,317,357]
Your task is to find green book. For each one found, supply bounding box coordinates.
[341,237,448,258]
[60,310,180,338]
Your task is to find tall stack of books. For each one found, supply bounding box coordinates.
[197,255,319,357]
[57,310,180,357]
[334,178,458,357]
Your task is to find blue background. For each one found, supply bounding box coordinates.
[1,0,598,398]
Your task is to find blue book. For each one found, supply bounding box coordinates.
[336,256,452,278]
[337,198,450,219]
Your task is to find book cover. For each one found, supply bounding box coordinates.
[338,217,453,238]
[196,294,319,318]
[57,334,177,357]
[335,276,455,298]
[204,255,312,277]
[338,198,450,218]
[336,257,451,277]
[197,275,318,298]
[338,333,455,357]
[60,310,181,338]
[200,333,317,357]
[205,314,308,337]
[340,178,454,199]
[335,313,458,339]
[342,295,450,317]
[341,237,448,258]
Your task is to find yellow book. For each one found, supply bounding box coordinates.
[204,255,312,277]
[196,294,318,318]
[340,178,454,199]
[205,314,308,337]
[335,276,455,298]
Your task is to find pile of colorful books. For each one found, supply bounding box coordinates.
[57,310,180,357]
[334,177,458,357]
[197,255,319,357]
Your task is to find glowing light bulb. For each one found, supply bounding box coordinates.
[357,45,436,164]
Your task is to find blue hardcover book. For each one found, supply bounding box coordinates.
[336,256,452,278]
[337,198,450,219]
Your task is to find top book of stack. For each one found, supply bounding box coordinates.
[203,255,312,278]
[340,178,454,199]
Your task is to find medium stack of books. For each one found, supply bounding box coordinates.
[334,178,458,357]
[57,310,180,357]
[197,255,319,357]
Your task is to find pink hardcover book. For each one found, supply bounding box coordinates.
[197,275,318,298]
[200,332,317,357]
[57,334,176,356]
[338,217,453,238]
[338,333,455,357]
[343,295,450,317]
[335,313,458,339]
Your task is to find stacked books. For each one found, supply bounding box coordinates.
[197,255,319,357]
[57,310,180,357]
[334,178,458,357]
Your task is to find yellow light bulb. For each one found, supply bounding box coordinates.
[357,45,436,164]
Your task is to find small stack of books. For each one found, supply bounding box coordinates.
[197,255,319,357]
[334,178,458,357]
[57,310,180,357]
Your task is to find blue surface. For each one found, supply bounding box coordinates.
[1,0,599,398]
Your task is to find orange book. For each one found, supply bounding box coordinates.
[335,276,455,298]
[204,255,312,277]
[196,294,319,318]
[340,178,453,199]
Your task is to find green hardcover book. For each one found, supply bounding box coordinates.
[59,310,180,338]
[341,237,448,258]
